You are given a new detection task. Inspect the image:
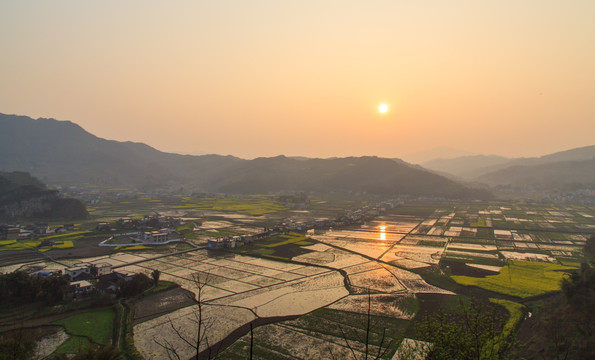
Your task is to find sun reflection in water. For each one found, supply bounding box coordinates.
[379,225,387,241]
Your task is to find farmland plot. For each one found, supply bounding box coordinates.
[135,305,256,360]
[327,293,417,319]
[380,244,444,268]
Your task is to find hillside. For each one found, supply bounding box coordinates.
[0,113,242,188]
[476,158,595,190]
[422,155,511,180]
[205,155,490,198]
[0,113,490,199]
[0,171,88,220]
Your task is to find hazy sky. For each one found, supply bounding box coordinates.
[1,1,594,161]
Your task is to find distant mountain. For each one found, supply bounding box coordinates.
[0,113,490,199]
[422,145,595,183]
[0,171,88,220]
[535,145,595,163]
[0,113,243,188]
[203,155,490,198]
[476,158,595,190]
[422,155,511,180]
[403,146,476,164]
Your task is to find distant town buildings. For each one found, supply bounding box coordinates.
[206,199,403,251]
[208,233,256,249]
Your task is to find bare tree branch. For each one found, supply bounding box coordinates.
[340,325,359,360]
[153,271,219,360]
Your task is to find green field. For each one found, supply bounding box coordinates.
[451,260,578,298]
[171,197,287,215]
[0,239,41,251]
[0,230,91,252]
[263,232,310,248]
[52,309,115,346]
[231,232,315,260]
[490,298,524,337]
[115,245,151,251]
[41,231,92,241]
[39,240,74,252]
[143,280,179,296]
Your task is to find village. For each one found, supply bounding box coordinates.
[206,199,402,249]
[1,199,403,305]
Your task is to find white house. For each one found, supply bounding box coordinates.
[65,263,92,281]
[139,230,169,243]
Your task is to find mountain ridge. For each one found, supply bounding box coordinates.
[0,113,490,198]
[476,158,595,190]
[422,145,595,182]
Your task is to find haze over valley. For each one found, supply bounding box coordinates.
[1,1,594,360]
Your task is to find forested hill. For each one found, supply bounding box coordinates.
[206,155,491,198]
[0,171,88,220]
[0,113,490,199]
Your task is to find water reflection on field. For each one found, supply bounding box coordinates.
[310,215,422,261]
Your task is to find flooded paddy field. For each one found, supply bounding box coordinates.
[31,217,448,358]
[2,199,593,359]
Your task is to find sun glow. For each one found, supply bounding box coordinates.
[379,224,387,241]
[378,103,388,114]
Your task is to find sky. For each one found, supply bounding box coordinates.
[1,1,594,161]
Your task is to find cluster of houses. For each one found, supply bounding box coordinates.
[206,200,402,251]
[280,200,401,233]
[0,223,76,240]
[137,229,172,243]
[96,214,186,246]
[99,227,183,247]
[207,228,280,249]
[68,262,136,296]
[29,262,135,297]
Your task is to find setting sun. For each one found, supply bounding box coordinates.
[378,103,388,114]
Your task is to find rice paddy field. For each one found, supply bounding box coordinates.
[1,198,593,359]
[109,202,593,357]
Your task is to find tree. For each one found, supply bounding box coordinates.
[118,273,152,298]
[0,334,35,360]
[151,269,161,287]
[584,233,595,261]
[0,272,68,306]
[415,299,512,360]
[154,272,219,360]
[515,235,595,360]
